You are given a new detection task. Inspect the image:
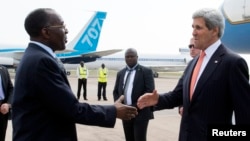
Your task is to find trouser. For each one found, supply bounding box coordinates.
[97,82,107,100]
[0,112,8,141]
[122,119,149,141]
[77,78,87,99]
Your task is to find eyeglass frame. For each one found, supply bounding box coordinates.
[45,24,66,29]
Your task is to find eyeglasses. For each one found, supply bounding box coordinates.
[45,24,66,29]
[188,44,194,49]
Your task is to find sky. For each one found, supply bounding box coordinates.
[0,0,224,54]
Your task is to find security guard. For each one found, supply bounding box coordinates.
[97,63,108,101]
[76,61,88,100]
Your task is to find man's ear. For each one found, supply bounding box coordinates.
[212,27,219,37]
[41,28,50,39]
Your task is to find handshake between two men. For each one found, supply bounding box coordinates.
[114,95,138,120]
[115,90,159,120]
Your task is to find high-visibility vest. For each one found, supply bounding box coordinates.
[79,66,87,78]
[98,68,108,82]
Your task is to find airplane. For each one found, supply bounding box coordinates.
[2,0,249,77]
[84,0,250,78]
[83,50,192,78]
[220,0,250,54]
[0,11,122,73]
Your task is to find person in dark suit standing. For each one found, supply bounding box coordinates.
[12,8,138,141]
[0,65,13,141]
[113,48,155,141]
[137,8,250,141]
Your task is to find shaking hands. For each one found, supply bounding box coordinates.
[114,95,138,120]
[137,90,159,109]
[114,90,159,120]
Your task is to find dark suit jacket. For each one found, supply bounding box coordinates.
[155,44,250,141]
[0,65,13,105]
[12,43,117,141]
[113,64,155,120]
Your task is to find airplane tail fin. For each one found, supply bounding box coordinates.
[67,11,107,53]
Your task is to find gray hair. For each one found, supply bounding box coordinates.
[192,8,225,38]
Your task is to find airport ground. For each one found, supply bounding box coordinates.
[6,70,183,141]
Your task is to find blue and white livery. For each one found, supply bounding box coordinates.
[221,0,250,54]
[0,11,122,68]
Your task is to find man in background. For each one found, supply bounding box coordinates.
[0,65,13,141]
[97,63,108,101]
[113,48,155,141]
[188,37,201,58]
[179,37,201,116]
[76,61,88,100]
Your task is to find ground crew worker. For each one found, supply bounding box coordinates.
[76,61,88,100]
[97,63,108,101]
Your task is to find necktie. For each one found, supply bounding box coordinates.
[123,70,132,104]
[190,51,206,100]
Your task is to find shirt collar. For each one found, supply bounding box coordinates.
[30,41,56,58]
[204,39,221,59]
[126,64,138,71]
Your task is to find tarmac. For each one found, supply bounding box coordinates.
[6,70,182,141]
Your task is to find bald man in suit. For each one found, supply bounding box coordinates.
[113,48,155,141]
[12,8,137,141]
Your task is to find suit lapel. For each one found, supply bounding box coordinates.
[191,45,225,101]
[183,56,198,105]
[120,68,127,88]
[133,65,140,86]
[131,65,141,101]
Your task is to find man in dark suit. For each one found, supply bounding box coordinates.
[113,48,155,141]
[12,8,137,141]
[0,65,13,141]
[137,8,250,141]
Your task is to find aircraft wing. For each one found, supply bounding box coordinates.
[12,52,24,60]
[0,48,25,58]
[81,49,123,58]
[0,51,24,67]
[0,48,26,68]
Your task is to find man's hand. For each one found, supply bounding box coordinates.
[0,103,10,115]
[178,106,183,116]
[114,95,138,120]
[137,90,159,109]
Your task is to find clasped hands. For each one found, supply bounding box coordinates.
[115,90,159,120]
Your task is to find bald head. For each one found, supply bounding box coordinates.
[125,48,138,68]
[125,48,137,55]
